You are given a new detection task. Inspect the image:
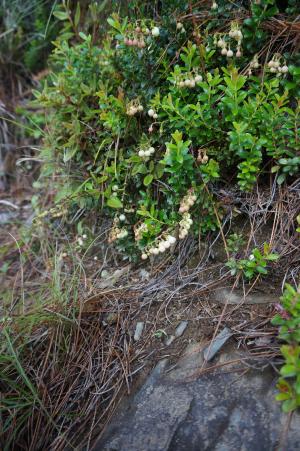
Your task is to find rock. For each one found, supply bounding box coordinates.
[212,288,279,305]
[95,342,300,451]
[165,321,188,347]
[174,321,188,338]
[0,211,17,224]
[134,322,144,341]
[203,327,233,361]
[165,335,175,346]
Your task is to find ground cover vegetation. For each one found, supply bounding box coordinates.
[0,0,300,448]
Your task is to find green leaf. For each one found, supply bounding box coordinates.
[266,254,279,261]
[79,31,88,41]
[256,266,268,274]
[155,163,165,179]
[63,146,78,163]
[97,175,108,184]
[53,10,69,21]
[277,174,286,185]
[280,364,296,377]
[137,209,151,217]
[107,16,121,32]
[275,393,290,401]
[282,398,297,413]
[271,165,279,173]
[74,3,81,27]
[144,174,153,186]
[132,164,147,176]
[107,197,123,208]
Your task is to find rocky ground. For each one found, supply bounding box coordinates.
[96,339,300,451]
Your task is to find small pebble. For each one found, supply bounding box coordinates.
[175,321,188,338]
[134,322,144,341]
[165,335,175,346]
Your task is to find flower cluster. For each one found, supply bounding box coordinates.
[179,189,197,214]
[123,24,160,47]
[141,234,176,259]
[175,74,203,89]
[77,234,87,247]
[138,146,155,158]
[124,37,146,48]
[176,22,185,33]
[248,54,260,75]
[216,25,243,58]
[148,108,158,119]
[134,222,148,241]
[197,149,209,164]
[179,212,193,240]
[268,56,288,75]
[111,184,119,197]
[108,215,129,243]
[108,224,128,243]
[228,28,243,41]
[123,25,149,48]
[127,100,144,116]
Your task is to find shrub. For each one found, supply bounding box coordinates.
[33,0,300,261]
[272,284,300,412]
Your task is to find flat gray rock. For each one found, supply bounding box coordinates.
[95,343,300,451]
[212,288,278,305]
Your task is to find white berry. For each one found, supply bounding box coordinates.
[158,243,166,253]
[151,27,160,37]
[164,241,171,249]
